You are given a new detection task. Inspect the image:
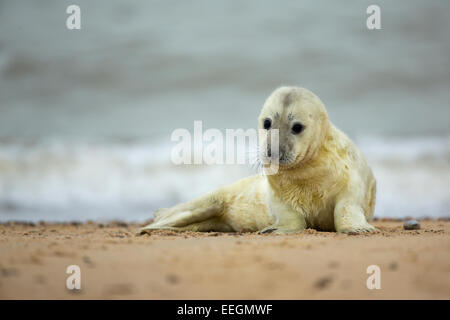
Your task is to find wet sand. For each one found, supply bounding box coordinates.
[0,219,449,299]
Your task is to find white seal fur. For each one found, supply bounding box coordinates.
[139,87,376,234]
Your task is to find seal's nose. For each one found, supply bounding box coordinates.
[267,144,281,160]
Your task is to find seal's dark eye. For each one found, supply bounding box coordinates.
[263,118,271,130]
[292,123,304,134]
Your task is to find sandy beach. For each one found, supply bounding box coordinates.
[0,219,449,299]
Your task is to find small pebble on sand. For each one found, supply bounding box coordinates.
[403,220,420,230]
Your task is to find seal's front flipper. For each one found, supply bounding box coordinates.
[261,196,307,235]
[334,200,378,234]
[259,215,307,234]
[260,227,277,234]
[259,225,305,235]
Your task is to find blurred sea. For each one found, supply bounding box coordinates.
[0,0,449,221]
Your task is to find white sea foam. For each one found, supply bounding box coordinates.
[0,139,252,221]
[0,136,448,221]
[358,136,450,218]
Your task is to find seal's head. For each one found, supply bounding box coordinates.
[258,87,330,170]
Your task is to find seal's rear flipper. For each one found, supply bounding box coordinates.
[136,200,224,235]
